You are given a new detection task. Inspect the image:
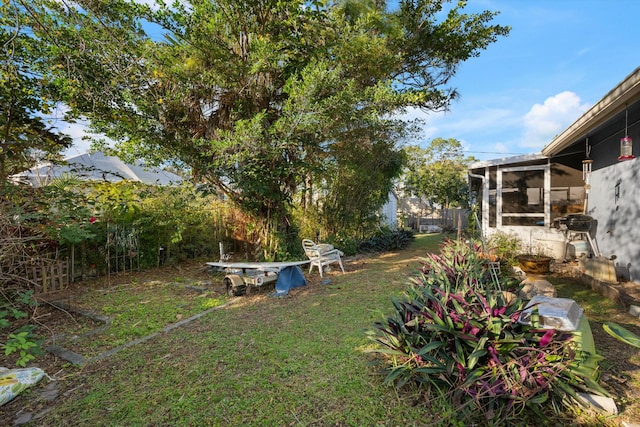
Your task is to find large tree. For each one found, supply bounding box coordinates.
[0,1,71,182]
[23,0,509,249]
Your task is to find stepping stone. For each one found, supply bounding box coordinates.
[40,381,59,401]
[13,412,32,425]
[46,345,86,366]
[519,277,557,299]
[576,392,618,415]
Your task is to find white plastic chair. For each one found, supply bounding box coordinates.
[302,239,345,278]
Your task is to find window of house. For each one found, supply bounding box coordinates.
[483,163,584,229]
[497,165,548,227]
[549,164,585,221]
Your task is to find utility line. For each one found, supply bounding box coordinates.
[463,150,530,155]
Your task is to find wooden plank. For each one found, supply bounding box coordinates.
[206,260,310,272]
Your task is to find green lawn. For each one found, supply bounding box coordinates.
[8,234,640,426]
[67,281,228,358]
[32,234,443,426]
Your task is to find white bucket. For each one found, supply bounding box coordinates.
[536,239,566,259]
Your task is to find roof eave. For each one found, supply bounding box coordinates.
[542,66,640,156]
[469,153,548,170]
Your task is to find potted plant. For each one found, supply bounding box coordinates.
[517,240,553,275]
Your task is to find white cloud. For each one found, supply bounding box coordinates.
[441,107,516,135]
[47,104,108,157]
[493,142,510,154]
[519,91,590,150]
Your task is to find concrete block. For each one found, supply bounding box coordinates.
[576,392,618,415]
[512,266,525,277]
[46,344,86,366]
[519,296,583,331]
[580,256,618,284]
[519,277,557,300]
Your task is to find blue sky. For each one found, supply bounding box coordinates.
[403,0,640,161]
[62,1,640,162]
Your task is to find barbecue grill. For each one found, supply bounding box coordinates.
[556,214,600,258]
[558,214,593,232]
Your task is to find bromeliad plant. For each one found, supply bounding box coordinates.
[416,238,519,294]
[368,239,607,425]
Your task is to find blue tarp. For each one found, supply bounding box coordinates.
[272,266,307,297]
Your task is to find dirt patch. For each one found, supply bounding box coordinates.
[591,318,640,420]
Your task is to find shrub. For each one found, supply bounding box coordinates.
[1,291,43,367]
[324,234,358,257]
[356,229,415,253]
[367,239,607,425]
[486,231,523,266]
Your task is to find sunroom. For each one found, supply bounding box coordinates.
[468,153,587,259]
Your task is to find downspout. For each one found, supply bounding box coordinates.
[468,171,486,236]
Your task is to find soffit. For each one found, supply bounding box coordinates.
[542,66,640,156]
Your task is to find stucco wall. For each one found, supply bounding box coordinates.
[588,157,640,281]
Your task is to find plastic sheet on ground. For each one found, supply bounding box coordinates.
[271,266,307,297]
[1,367,47,406]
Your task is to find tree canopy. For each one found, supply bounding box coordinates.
[11,0,509,247]
[403,138,477,210]
[0,1,72,182]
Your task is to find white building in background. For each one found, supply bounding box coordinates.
[380,191,398,230]
[13,151,183,187]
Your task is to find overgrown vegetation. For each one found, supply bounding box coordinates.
[1,180,288,274]
[1,179,264,366]
[1,291,43,367]
[4,0,511,255]
[368,239,608,425]
[486,230,523,266]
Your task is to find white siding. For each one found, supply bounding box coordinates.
[588,158,640,280]
[381,193,398,230]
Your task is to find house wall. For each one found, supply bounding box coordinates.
[381,193,398,230]
[484,226,567,259]
[587,157,640,281]
[575,95,640,281]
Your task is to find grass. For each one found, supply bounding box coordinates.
[4,233,640,426]
[549,273,640,422]
[56,280,229,358]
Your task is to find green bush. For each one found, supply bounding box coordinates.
[367,239,607,425]
[328,234,358,257]
[299,228,413,258]
[356,229,415,253]
[1,291,43,367]
[486,231,523,266]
